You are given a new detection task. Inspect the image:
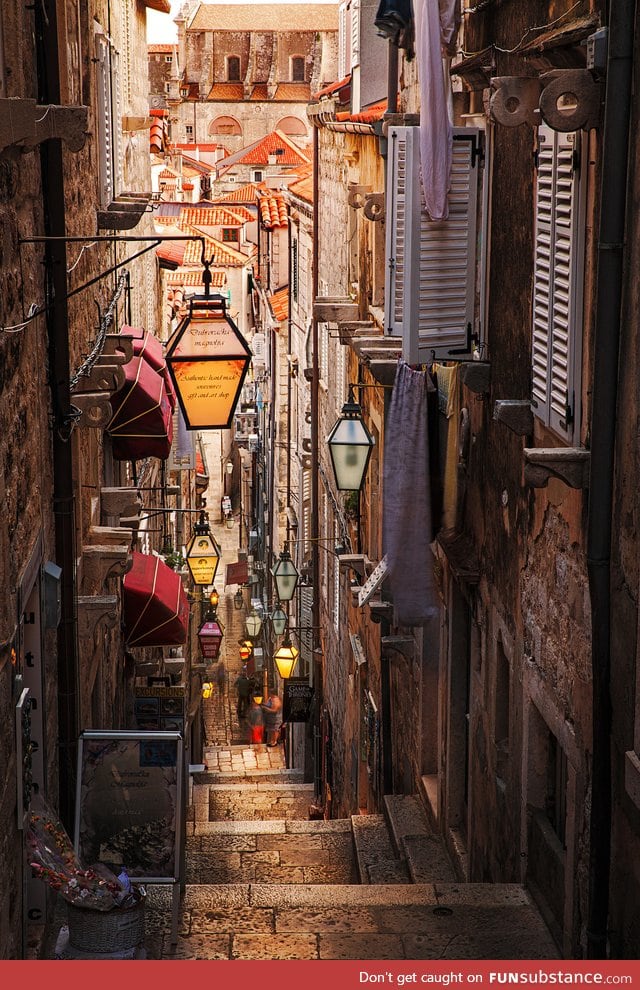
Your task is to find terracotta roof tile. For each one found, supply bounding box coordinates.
[179,205,253,226]
[269,287,289,323]
[219,130,311,171]
[335,99,387,125]
[258,191,288,229]
[274,83,311,101]
[148,44,174,54]
[250,84,269,101]
[167,270,226,288]
[313,75,351,100]
[208,82,245,101]
[214,183,260,205]
[180,225,256,267]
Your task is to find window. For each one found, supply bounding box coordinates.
[227,56,240,81]
[252,169,264,183]
[291,56,305,82]
[531,126,586,442]
[185,124,193,140]
[338,3,348,80]
[350,0,360,70]
[385,126,480,363]
[222,227,239,243]
[165,54,173,63]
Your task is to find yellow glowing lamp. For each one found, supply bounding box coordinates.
[202,681,214,699]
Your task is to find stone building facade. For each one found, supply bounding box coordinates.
[167,1,338,151]
[305,0,640,961]
[0,0,195,959]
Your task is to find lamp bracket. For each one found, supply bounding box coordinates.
[381,636,415,660]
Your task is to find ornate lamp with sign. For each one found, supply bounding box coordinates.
[198,614,224,661]
[166,295,252,430]
[185,513,221,586]
[239,641,253,663]
[327,386,375,491]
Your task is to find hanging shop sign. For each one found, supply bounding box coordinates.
[283,679,314,723]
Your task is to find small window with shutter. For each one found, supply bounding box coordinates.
[531,126,586,442]
[384,126,480,363]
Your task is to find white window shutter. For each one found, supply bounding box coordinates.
[385,126,479,363]
[95,35,113,207]
[350,0,360,70]
[338,3,348,80]
[532,126,585,441]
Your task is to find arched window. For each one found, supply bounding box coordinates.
[291,56,305,82]
[227,56,240,81]
[209,116,242,136]
[276,116,308,137]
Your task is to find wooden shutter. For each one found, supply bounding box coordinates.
[384,126,479,363]
[532,126,585,440]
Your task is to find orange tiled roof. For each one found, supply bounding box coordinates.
[250,84,269,101]
[159,167,178,179]
[148,44,174,54]
[150,121,165,154]
[167,270,227,288]
[150,108,168,117]
[313,75,351,100]
[288,172,313,203]
[208,82,245,101]
[155,228,187,267]
[220,130,311,170]
[258,191,288,229]
[214,183,260,205]
[274,83,311,101]
[268,287,289,323]
[336,98,387,125]
[181,225,256,267]
[183,204,254,225]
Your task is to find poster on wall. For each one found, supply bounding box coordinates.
[283,679,314,723]
[74,731,183,883]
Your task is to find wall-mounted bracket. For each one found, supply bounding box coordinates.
[493,400,534,435]
[524,447,590,488]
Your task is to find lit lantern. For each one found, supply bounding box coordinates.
[274,638,299,680]
[202,682,214,700]
[239,641,253,662]
[185,514,221,586]
[245,610,263,639]
[166,295,252,429]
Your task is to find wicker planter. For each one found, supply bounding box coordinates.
[67,900,145,954]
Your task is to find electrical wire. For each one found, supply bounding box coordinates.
[459,0,585,57]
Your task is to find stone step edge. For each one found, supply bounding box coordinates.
[351,814,399,885]
[145,881,534,910]
[197,782,315,793]
[189,818,353,836]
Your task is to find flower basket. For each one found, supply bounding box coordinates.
[67,898,146,954]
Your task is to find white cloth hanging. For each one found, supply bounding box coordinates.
[415,0,459,220]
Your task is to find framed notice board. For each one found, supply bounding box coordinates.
[74,731,184,884]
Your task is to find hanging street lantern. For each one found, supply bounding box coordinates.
[234,588,244,610]
[271,549,299,602]
[239,641,253,662]
[252,692,263,705]
[166,295,252,430]
[209,587,220,610]
[245,610,263,639]
[202,681,214,700]
[198,615,225,661]
[185,513,221,586]
[270,607,287,637]
[327,388,375,492]
[274,638,299,680]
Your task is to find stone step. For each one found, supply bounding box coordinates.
[142,882,560,960]
[185,817,357,885]
[196,782,316,823]
[351,814,410,884]
[384,794,456,884]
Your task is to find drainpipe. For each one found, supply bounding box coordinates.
[37,0,79,831]
[586,0,635,959]
[311,121,322,791]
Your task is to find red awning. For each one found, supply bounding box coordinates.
[107,354,173,460]
[225,560,248,587]
[121,326,177,410]
[123,552,190,647]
